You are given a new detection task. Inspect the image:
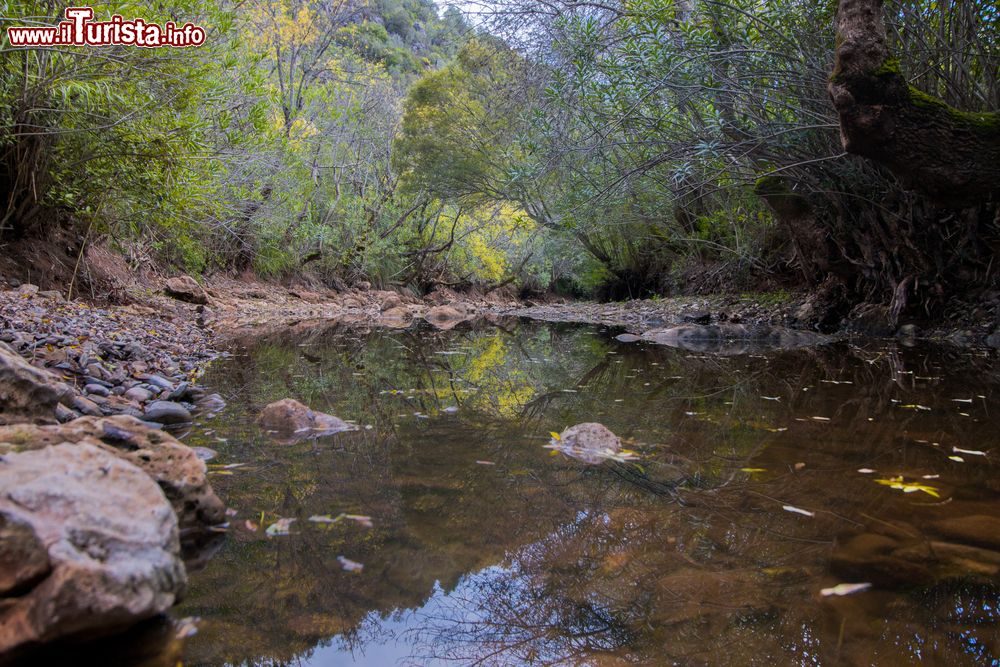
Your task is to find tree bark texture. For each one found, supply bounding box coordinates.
[830,0,1000,208]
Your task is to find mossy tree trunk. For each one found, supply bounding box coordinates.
[829,0,1000,208]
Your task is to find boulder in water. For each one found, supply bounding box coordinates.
[547,423,629,465]
[257,398,355,440]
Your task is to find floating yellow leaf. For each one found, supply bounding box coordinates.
[741,467,767,473]
[874,476,940,498]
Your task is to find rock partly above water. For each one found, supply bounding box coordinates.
[257,398,356,441]
[548,423,624,465]
[640,324,830,353]
[0,443,185,655]
[0,416,225,532]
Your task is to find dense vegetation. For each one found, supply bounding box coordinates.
[1,0,998,324]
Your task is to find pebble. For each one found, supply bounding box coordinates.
[84,384,110,397]
[124,387,153,403]
[141,374,175,390]
[71,395,104,417]
[144,401,193,425]
[167,382,190,401]
[55,404,79,423]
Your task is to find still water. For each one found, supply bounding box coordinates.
[166,318,999,666]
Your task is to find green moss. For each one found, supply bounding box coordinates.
[872,57,901,77]
[831,56,901,85]
[907,86,1000,130]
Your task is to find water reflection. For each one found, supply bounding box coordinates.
[165,318,999,666]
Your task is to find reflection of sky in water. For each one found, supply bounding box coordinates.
[170,320,1000,667]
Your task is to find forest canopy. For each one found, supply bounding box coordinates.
[1,0,998,322]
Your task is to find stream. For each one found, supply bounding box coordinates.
[111,318,1000,665]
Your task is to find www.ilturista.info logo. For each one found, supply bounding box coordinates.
[6,7,206,48]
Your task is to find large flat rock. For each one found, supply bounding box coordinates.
[0,443,185,655]
[0,416,225,533]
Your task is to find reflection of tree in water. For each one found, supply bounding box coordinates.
[179,320,1000,666]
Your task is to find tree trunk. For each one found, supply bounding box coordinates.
[829,0,1000,208]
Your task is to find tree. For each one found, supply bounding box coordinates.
[829,0,1000,207]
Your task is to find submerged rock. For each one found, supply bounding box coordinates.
[640,324,829,353]
[831,525,1000,589]
[930,515,1000,551]
[164,275,209,305]
[0,416,225,532]
[0,443,185,654]
[0,342,72,425]
[257,398,356,440]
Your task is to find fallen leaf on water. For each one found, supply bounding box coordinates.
[308,513,373,528]
[782,505,815,517]
[874,477,940,498]
[922,474,940,479]
[949,455,965,462]
[857,468,876,474]
[343,514,374,528]
[741,467,767,473]
[794,462,806,470]
[761,396,781,401]
[951,398,973,404]
[338,556,364,573]
[476,460,496,465]
[899,404,932,411]
[766,427,788,433]
[265,518,295,536]
[175,616,200,639]
[821,582,871,597]
[952,447,987,456]
[811,416,830,422]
